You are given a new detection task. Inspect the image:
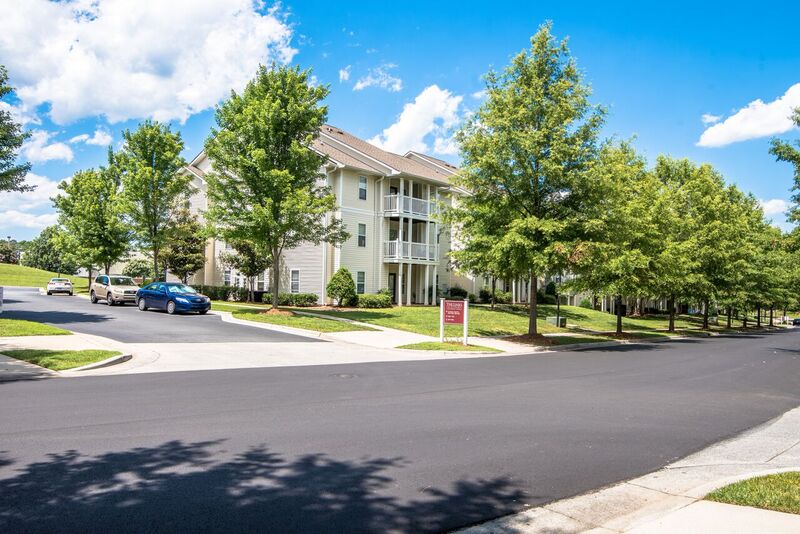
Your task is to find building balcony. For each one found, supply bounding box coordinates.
[384,240,438,263]
[383,194,437,219]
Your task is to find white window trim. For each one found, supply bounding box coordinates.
[290,269,300,294]
[358,175,367,200]
[356,271,366,294]
[358,223,367,247]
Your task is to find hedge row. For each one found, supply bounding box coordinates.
[356,293,392,308]
[277,293,319,307]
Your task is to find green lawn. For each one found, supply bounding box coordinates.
[0,263,89,292]
[397,341,502,352]
[0,318,71,337]
[1,349,121,371]
[219,305,377,333]
[312,304,705,338]
[706,472,800,515]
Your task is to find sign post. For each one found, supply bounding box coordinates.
[440,298,469,346]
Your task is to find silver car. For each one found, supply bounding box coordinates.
[46,277,73,295]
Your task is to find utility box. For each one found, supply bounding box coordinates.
[547,316,566,327]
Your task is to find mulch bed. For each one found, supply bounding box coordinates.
[259,308,295,317]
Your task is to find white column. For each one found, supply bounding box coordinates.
[512,279,517,304]
[424,264,430,305]
[398,262,404,307]
[406,262,412,305]
[378,177,384,292]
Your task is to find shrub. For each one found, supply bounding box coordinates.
[536,290,556,304]
[448,286,468,299]
[478,288,492,304]
[579,298,593,309]
[495,290,512,304]
[357,293,392,308]
[327,267,358,306]
[276,293,318,306]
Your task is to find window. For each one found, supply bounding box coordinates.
[94,276,103,283]
[356,271,365,294]
[358,176,367,200]
[358,223,366,247]
[291,270,300,293]
[223,268,231,286]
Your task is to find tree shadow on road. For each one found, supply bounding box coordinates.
[1,309,111,326]
[0,440,529,533]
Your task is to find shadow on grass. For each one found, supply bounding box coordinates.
[0,440,528,533]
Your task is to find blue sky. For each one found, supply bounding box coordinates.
[1,0,799,239]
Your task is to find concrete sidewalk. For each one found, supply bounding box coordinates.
[462,406,800,533]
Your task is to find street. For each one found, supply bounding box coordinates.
[1,287,316,343]
[0,326,798,532]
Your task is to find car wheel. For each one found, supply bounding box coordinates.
[107,293,115,306]
[166,301,176,315]
[199,309,208,315]
[90,290,97,304]
[47,291,52,295]
[68,292,73,296]
[138,298,148,311]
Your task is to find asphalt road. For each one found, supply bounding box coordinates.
[1,287,318,343]
[0,327,798,532]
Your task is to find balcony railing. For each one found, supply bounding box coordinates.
[384,240,438,262]
[383,194,437,218]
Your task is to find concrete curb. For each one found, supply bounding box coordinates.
[65,352,133,372]
[214,310,327,340]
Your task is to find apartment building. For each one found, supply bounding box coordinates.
[183,125,482,305]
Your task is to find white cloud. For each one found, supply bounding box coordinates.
[697,83,800,147]
[354,64,403,92]
[0,172,64,212]
[338,65,351,82]
[21,130,74,163]
[0,0,296,124]
[369,85,463,155]
[0,100,40,125]
[69,128,113,146]
[471,90,487,100]
[0,210,58,229]
[701,113,721,125]
[759,198,789,216]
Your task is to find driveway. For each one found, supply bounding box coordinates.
[0,328,798,532]
[1,286,317,343]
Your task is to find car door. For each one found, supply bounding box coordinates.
[149,283,167,310]
[97,275,109,298]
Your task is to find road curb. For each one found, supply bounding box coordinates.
[214,310,328,340]
[65,352,133,372]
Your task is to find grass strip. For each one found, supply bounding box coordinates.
[706,472,800,515]
[2,349,121,371]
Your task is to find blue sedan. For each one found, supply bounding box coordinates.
[136,282,211,315]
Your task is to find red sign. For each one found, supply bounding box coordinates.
[443,299,465,324]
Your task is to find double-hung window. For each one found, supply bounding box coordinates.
[290,270,300,293]
[356,271,365,294]
[357,223,366,247]
[358,176,367,200]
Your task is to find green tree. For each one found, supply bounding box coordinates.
[20,226,78,274]
[0,66,31,193]
[770,108,800,223]
[122,258,154,281]
[162,207,206,283]
[204,64,348,307]
[117,120,191,278]
[218,239,272,302]
[571,141,660,335]
[53,167,131,276]
[451,22,603,335]
[0,238,20,264]
[326,267,357,307]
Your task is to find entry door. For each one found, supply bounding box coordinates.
[388,273,397,303]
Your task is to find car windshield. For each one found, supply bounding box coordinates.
[166,284,197,294]
[109,276,136,286]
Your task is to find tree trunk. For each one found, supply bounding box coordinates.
[726,307,732,329]
[702,299,709,330]
[527,276,538,336]
[491,277,496,310]
[743,309,748,328]
[667,295,675,333]
[615,295,623,335]
[271,249,281,308]
[152,248,159,283]
[756,306,762,327]
[769,306,774,327]
[87,266,92,289]
[104,263,111,275]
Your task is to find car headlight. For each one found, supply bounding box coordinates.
[175,297,189,303]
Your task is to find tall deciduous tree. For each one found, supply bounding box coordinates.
[20,226,78,275]
[571,141,659,335]
[219,239,272,302]
[162,207,206,283]
[117,121,191,278]
[0,66,31,193]
[204,64,347,307]
[54,167,131,276]
[451,22,603,335]
[770,108,800,224]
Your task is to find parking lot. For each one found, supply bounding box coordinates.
[1,287,318,344]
